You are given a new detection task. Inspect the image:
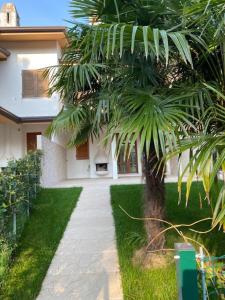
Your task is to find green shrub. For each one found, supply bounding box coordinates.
[0,151,42,282]
[0,237,12,280]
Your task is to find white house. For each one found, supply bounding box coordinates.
[0,3,189,186]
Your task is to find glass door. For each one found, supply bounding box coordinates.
[117,141,138,174]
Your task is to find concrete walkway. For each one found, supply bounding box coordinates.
[37,176,181,299]
[37,180,132,300]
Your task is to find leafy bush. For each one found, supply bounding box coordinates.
[0,151,42,282]
[0,237,12,280]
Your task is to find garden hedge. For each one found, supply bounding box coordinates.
[0,151,42,281]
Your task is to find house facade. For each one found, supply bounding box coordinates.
[0,3,189,186]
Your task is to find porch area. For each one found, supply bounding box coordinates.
[0,107,189,187]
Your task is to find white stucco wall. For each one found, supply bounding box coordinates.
[67,149,90,179]
[0,122,50,168]
[66,135,114,179]
[180,150,190,173]
[0,122,23,167]
[40,136,66,186]
[166,150,190,176]
[0,41,61,117]
[52,133,68,148]
[66,134,143,179]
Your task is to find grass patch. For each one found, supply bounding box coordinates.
[111,182,225,300]
[0,187,81,300]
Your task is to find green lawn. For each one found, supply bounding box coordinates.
[111,183,225,300]
[0,187,81,300]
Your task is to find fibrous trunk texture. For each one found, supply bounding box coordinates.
[143,145,165,251]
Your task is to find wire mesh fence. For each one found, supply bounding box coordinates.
[199,255,225,300]
[0,150,42,281]
[197,249,225,300]
[175,243,225,300]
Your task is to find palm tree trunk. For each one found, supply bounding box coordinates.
[143,145,165,251]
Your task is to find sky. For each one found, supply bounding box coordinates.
[0,0,72,26]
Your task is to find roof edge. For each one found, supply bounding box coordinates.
[0,106,55,123]
[0,26,67,33]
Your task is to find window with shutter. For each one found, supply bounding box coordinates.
[76,141,89,160]
[22,70,36,98]
[22,69,49,98]
[37,70,49,97]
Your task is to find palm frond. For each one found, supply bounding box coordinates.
[82,23,195,66]
[107,88,197,159]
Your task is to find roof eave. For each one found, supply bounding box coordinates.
[0,106,55,124]
[0,26,69,48]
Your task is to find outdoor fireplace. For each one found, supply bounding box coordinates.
[94,149,109,176]
[96,163,108,172]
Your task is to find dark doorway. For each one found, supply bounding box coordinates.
[26,132,41,152]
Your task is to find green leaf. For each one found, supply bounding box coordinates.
[160,30,169,66]
[106,24,113,59]
[113,0,120,22]
[112,24,119,54]
[212,185,225,227]
[131,26,138,54]
[120,25,126,58]
[143,26,149,58]
[168,32,187,64]
[175,32,193,67]
[153,28,160,61]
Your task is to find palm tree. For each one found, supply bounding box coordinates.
[47,0,216,251]
[166,0,225,230]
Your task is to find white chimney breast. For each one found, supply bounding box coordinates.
[94,149,109,176]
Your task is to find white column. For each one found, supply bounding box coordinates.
[166,160,171,176]
[37,135,43,150]
[181,150,190,174]
[111,137,118,179]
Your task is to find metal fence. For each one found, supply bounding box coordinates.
[197,250,225,299]
[175,243,225,300]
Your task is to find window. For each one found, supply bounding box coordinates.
[117,140,138,174]
[76,141,89,160]
[6,12,10,24]
[26,132,41,152]
[22,69,49,98]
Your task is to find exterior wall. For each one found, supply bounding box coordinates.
[166,151,190,176]
[168,156,179,176]
[180,150,190,174]
[0,122,23,167]
[66,134,114,179]
[40,136,66,186]
[0,119,191,181]
[0,41,61,117]
[0,38,190,181]
[0,122,49,168]
[66,134,143,179]
[67,148,90,178]
[52,132,68,148]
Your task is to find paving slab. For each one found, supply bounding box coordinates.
[37,181,124,300]
[38,272,123,300]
